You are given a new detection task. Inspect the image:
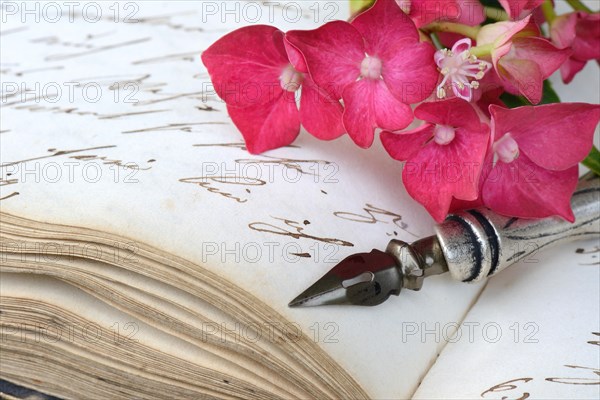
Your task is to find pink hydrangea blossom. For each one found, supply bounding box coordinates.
[550,11,600,83]
[286,0,438,148]
[200,0,600,224]
[434,38,492,101]
[201,25,344,154]
[381,98,490,222]
[482,103,600,221]
[477,16,571,104]
[404,0,485,28]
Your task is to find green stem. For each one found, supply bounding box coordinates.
[484,7,509,21]
[430,32,443,50]
[541,0,557,23]
[469,43,494,58]
[566,0,593,13]
[421,22,480,40]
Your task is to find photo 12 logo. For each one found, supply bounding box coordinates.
[400,321,540,344]
[1,321,139,345]
[200,241,341,264]
[199,320,340,344]
[200,1,342,24]
[1,81,139,105]
[1,1,139,24]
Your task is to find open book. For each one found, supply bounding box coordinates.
[1,2,598,399]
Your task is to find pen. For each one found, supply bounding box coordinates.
[289,173,600,307]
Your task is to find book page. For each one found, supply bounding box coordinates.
[412,239,600,400]
[0,1,486,397]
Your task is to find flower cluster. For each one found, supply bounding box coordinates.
[202,0,600,222]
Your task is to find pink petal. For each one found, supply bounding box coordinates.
[497,57,543,104]
[227,92,300,154]
[381,124,436,161]
[414,98,482,131]
[381,40,438,104]
[408,0,484,28]
[406,0,444,27]
[284,38,308,73]
[573,12,600,60]
[490,103,600,170]
[202,26,288,107]
[436,32,466,49]
[453,0,485,26]
[401,124,490,222]
[477,16,532,47]
[452,80,473,102]
[449,146,495,214]
[300,75,345,140]
[531,5,547,25]
[471,68,505,111]
[550,13,578,49]
[342,79,413,148]
[475,86,506,119]
[482,153,578,222]
[510,37,571,78]
[351,0,419,56]
[560,57,587,84]
[452,38,472,53]
[402,158,454,222]
[498,0,544,19]
[286,21,364,100]
[492,41,512,62]
[442,124,490,200]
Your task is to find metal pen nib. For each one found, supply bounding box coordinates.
[289,173,599,308]
[289,237,449,307]
[288,249,401,307]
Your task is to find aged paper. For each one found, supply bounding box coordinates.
[1,1,598,398]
